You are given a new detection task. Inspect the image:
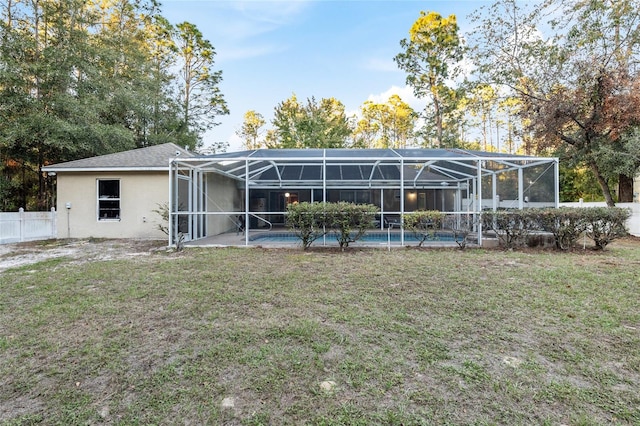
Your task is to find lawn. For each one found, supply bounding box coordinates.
[1,239,639,425]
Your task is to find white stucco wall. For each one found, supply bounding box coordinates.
[206,173,241,236]
[56,171,168,239]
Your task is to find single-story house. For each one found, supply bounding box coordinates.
[42,146,560,246]
[41,143,193,239]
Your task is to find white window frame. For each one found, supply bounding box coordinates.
[97,179,121,221]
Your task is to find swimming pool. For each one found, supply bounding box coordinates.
[249,231,461,244]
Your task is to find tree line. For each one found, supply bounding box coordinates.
[238,0,640,206]
[0,0,228,210]
[3,0,640,210]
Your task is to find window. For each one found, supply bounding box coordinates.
[97,179,120,220]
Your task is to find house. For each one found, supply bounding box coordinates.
[41,143,193,239]
[42,146,560,245]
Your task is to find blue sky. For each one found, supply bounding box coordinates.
[160,0,490,152]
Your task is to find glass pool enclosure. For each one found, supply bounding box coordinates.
[168,148,559,247]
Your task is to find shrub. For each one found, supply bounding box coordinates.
[286,202,328,249]
[153,202,185,250]
[583,207,630,250]
[481,210,539,250]
[482,207,630,251]
[403,210,445,247]
[326,202,379,250]
[538,207,587,250]
[153,202,170,236]
[443,214,474,249]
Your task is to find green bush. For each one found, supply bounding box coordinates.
[286,202,329,250]
[538,207,587,250]
[583,207,630,250]
[481,210,539,250]
[326,202,379,250]
[403,210,445,247]
[286,202,379,250]
[482,207,630,251]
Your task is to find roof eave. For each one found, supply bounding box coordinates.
[41,166,169,173]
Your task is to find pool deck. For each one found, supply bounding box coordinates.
[184,228,472,249]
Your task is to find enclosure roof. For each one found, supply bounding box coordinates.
[200,148,543,160]
[172,148,557,188]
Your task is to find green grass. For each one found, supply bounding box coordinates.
[1,241,639,424]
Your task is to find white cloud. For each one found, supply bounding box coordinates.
[366,85,427,112]
[226,133,245,152]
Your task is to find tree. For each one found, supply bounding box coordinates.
[0,0,138,209]
[267,95,352,148]
[236,110,266,150]
[395,11,465,148]
[469,0,640,206]
[174,21,229,150]
[0,1,229,209]
[496,96,521,153]
[354,95,417,149]
[352,101,381,148]
[466,84,498,151]
[137,14,182,146]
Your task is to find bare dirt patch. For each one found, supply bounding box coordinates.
[0,238,166,272]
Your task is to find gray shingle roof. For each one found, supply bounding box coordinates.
[42,143,194,171]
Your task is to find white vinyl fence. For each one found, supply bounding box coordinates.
[559,202,640,237]
[0,208,57,244]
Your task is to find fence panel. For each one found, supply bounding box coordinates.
[559,202,640,237]
[0,208,57,244]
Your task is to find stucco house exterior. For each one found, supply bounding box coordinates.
[41,143,193,239]
[42,145,561,246]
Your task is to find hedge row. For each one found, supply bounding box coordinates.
[286,202,379,250]
[286,203,630,251]
[482,207,630,250]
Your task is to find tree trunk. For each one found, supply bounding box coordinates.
[618,173,634,202]
[590,162,616,207]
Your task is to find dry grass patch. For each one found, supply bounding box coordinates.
[0,239,639,424]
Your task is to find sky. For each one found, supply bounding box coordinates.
[160,0,491,152]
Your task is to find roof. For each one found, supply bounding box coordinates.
[42,143,194,172]
[172,148,558,188]
[200,148,544,161]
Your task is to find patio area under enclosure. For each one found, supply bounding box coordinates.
[169,148,559,247]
